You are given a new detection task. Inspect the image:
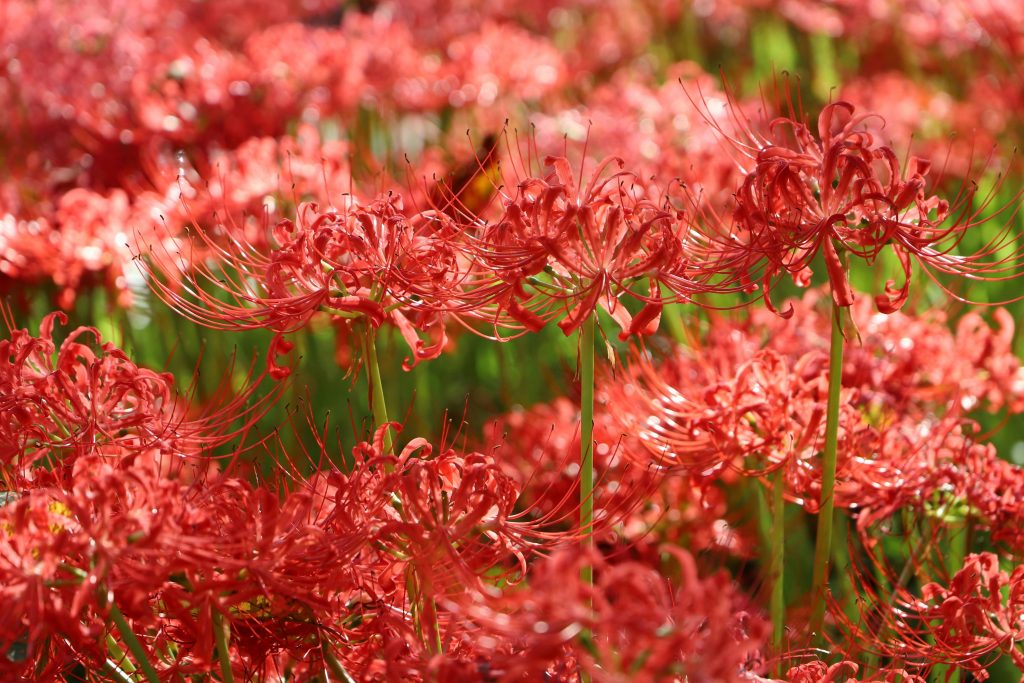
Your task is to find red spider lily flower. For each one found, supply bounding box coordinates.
[608,288,1024,514]
[834,413,1024,561]
[756,660,925,683]
[165,421,585,679]
[714,290,1024,418]
[460,152,718,340]
[0,309,281,476]
[450,547,768,682]
[386,426,612,670]
[342,426,581,606]
[692,90,1024,316]
[143,190,469,368]
[0,450,401,679]
[841,552,1024,679]
[0,456,194,676]
[151,477,359,676]
[55,440,398,678]
[827,425,1024,672]
[608,342,835,480]
[484,397,740,556]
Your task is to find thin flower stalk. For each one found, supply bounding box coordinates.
[770,465,785,674]
[809,299,846,637]
[213,608,236,683]
[362,322,394,455]
[108,603,160,683]
[321,640,357,683]
[579,312,596,591]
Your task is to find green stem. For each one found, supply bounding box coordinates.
[423,593,443,656]
[769,466,786,675]
[415,569,443,656]
[100,658,135,683]
[809,301,845,637]
[322,641,357,683]
[579,314,596,588]
[362,324,442,658]
[105,634,136,674]
[212,609,235,683]
[406,569,443,663]
[864,519,925,674]
[363,323,393,454]
[108,604,160,683]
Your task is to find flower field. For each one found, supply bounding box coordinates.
[3,1,1024,680]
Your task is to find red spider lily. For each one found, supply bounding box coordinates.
[0,309,281,477]
[485,397,741,556]
[142,189,469,368]
[454,151,722,340]
[344,425,583,594]
[150,476,361,677]
[691,89,1024,315]
[757,660,926,683]
[607,289,1024,516]
[0,447,411,678]
[826,422,1024,673]
[202,421,592,679]
[449,547,768,682]
[835,413,1024,561]
[608,339,837,480]
[839,552,1024,679]
[0,455,194,677]
[0,445,391,678]
[712,290,1024,418]
[0,312,169,468]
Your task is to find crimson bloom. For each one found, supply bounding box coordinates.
[450,547,768,682]
[693,93,1024,315]
[143,189,469,369]
[454,151,732,340]
[0,309,280,478]
[839,552,1024,679]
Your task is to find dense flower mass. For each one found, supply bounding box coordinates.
[3,0,1024,681]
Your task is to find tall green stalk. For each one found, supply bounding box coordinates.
[108,603,160,683]
[769,466,786,675]
[362,323,393,454]
[322,642,357,683]
[809,301,845,636]
[100,658,135,683]
[104,634,136,676]
[212,609,236,683]
[362,323,441,656]
[579,314,596,587]
[410,569,443,658]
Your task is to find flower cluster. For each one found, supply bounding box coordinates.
[5,0,1024,681]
